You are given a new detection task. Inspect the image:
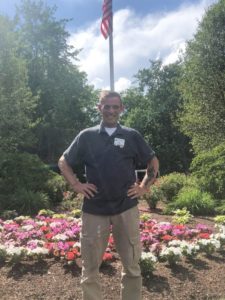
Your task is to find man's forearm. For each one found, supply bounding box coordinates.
[58,155,80,189]
[140,156,159,189]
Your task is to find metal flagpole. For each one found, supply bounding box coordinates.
[101,0,114,91]
[109,18,114,91]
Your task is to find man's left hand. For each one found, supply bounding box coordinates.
[127,183,149,199]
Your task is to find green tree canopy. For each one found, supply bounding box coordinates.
[179,0,225,153]
[0,15,36,154]
[15,0,97,162]
[122,61,192,175]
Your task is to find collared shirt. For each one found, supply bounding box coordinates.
[63,122,155,215]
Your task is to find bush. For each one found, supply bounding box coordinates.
[191,143,225,200]
[159,173,193,202]
[142,184,163,209]
[9,189,50,215]
[165,187,215,215]
[215,200,225,215]
[0,152,67,215]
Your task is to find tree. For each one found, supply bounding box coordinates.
[179,0,225,153]
[122,61,192,174]
[15,0,96,162]
[0,15,36,154]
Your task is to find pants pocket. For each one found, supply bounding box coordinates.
[129,236,141,264]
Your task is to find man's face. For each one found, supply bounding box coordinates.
[98,96,124,127]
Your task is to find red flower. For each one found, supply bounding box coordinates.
[162,235,173,241]
[40,226,49,232]
[45,233,53,240]
[102,252,113,261]
[66,251,75,261]
[198,233,210,239]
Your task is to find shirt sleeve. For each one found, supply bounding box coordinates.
[63,132,84,168]
[133,130,155,168]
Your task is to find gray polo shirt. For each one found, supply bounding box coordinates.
[64,122,155,215]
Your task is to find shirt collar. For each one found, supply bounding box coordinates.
[99,121,123,135]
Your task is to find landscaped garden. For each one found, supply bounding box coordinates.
[1,202,225,299]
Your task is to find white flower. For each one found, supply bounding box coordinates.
[6,246,26,256]
[27,247,49,256]
[21,225,34,231]
[160,246,183,257]
[141,252,157,263]
[74,242,81,248]
[50,222,62,228]
[53,234,68,241]
[4,220,14,224]
[36,221,47,226]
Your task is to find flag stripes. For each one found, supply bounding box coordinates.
[101,0,112,39]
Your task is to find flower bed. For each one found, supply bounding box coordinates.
[0,211,224,277]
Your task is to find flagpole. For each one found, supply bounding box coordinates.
[101,0,114,91]
[109,29,114,91]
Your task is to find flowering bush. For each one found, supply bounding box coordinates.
[159,246,183,265]
[0,211,224,277]
[139,252,157,278]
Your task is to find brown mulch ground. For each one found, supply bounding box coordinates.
[1,204,225,300]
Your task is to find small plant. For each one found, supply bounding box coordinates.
[197,238,221,255]
[143,185,163,209]
[172,208,193,225]
[139,252,157,278]
[140,213,151,222]
[159,246,183,265]
[214,215,225,225]
[70,209,82,218]
[38,209,55,217]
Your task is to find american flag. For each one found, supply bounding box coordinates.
[101,0,112,39]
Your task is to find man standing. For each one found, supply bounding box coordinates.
[58,90,159,300]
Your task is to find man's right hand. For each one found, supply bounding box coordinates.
[72,181,97,199]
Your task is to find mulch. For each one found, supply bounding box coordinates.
[1,204,225,300]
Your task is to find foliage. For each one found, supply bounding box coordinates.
[172,208,193,225]
[158,172,194,202]
[140,213,152,222]
[0,15,37,153]
[70,209,82,218]
[191,142,225,200]
[178,0,225,153]
[9,189,50,215]
[165,187,215,215]
[142,184,163,209]
[0,152,66,214]
[215,202,225,215]
[56,193,83,211]
[139,252,157,278]
[15,0,97,162]
[122,61,192,175]
[214,215,225,225]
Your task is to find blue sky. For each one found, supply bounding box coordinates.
[0,0,218,90]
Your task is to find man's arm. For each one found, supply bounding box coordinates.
[140,156,159,189]
[58,155,97,199]
[127,156,159,198]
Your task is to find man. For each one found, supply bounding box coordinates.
[58,90,159,300]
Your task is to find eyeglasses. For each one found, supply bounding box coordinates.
[102,104,121,110]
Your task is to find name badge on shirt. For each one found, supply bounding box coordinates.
[114,138,125,148]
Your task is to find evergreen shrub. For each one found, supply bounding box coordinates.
[191,143,225,200]
[165,187,215,215]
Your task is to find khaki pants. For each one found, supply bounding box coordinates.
[81,206,142,300]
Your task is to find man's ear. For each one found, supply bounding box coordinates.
[97,103,102,112]
[120,105,125,114]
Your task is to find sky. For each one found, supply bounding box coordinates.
[0,0,218,91]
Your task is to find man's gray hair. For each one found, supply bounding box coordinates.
[99,90,122,104]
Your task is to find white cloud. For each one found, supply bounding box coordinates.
[69,0,217,91]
